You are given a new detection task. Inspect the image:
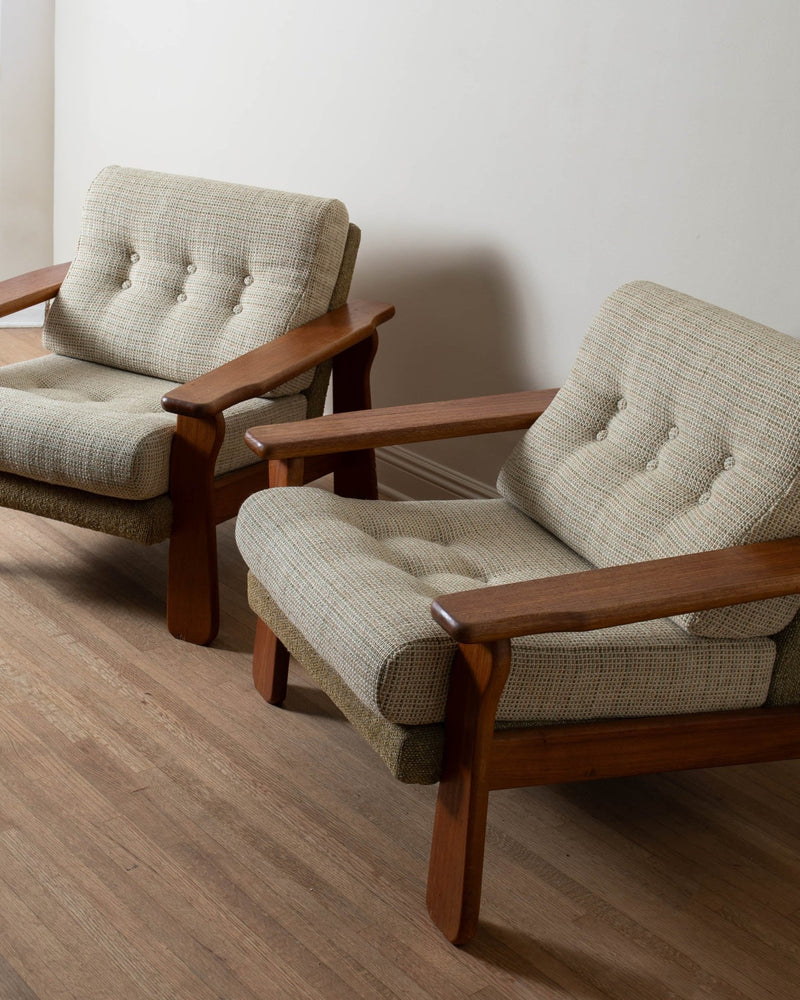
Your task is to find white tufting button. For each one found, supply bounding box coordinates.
[129,252,139,263]
[698,491,711,505]
[595,429,608,441]
[232,303,243,314]
[724,456,735,470]
[646,459,658,471]
[616,398,627,411]
[186,263,197,275]
[668,426,679,440]
[177,292,187,303]
[243,275,254,286]
[121,279,132,290]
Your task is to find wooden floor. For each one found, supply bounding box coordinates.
[1,330,800,999]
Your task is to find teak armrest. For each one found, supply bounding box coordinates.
[244,388,559,459]
[0,262,71,318]
[161,299,395,418]
[432,536,800,643]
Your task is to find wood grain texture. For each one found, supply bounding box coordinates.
[161,300,394,418]
[0,263,70,317]
[489,706,800,789]
[427,641,511,944]
[245,388,559,459]
[4,329,800,999]
[432,535,800,642]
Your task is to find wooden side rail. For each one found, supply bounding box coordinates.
[245,388,559,459]
[432,535,800,643]
[0,262,71,317]
[161,300,394,418]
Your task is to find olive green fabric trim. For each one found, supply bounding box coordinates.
[328,224,361,311]
[247,572,445,784]
[302,223,362,422]
[0,470,172,544]
[767,613,800,706]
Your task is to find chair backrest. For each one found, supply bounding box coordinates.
[497,280,800,639]
[44,166,352,396]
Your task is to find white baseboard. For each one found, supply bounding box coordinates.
[376,445,498,501]
[0,304,45,328]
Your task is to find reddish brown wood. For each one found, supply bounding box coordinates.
[166,413,224,645]
[432,535,800,643]
[331,333,379,499]
[161,300,394,418]
[212,463,270,524]
[426,640,511,945]
[488,706,800,790]
[0,262,70,317]
[253,617,291,705]
[268,457,305,488]
[245,389,559,460]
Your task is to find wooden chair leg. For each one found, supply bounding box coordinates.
[253,617,290,705]
[331,332,379,500]
[426,639,511,945]
[166,413,223,645]
[167,512,220,645]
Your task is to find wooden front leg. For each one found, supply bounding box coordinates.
[426,639,511,945]
[253,617,291,705]
[167,413,224,644]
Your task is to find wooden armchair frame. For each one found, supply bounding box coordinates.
[245,390,800,945]
[0,264,394,645]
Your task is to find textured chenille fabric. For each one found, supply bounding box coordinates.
[236,489,774,727]
[43,166,350,396]
[0,354,305,499]
[498,281,800,639]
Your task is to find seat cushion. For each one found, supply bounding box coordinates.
[498,281,800,639]
[236,489,774,727]
[43,166,350,396]
[0,354,305,500]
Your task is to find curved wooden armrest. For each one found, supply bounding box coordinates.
[432,536,800,643]
[0,262,71,318]
[244,388,559,459]
[161,299,395,418]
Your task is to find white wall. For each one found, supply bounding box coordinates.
[0,0,54,323]
[53,0,800,495]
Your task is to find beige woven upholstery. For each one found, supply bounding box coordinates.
[0,353,305,499]
[498,281,800,638]
[44,165,349,395]
[236,489,774,728]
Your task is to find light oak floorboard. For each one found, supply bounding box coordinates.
[0,329,799,998]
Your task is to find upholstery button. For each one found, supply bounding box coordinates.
[646,459,658,471]
[177,293,187,303]
[698,491,711,505]
[595,429,608,441]
[668,426,679,440]
[243,275,254,286]
[186,263,197,274]
[129,252,139,263]
[616,398,627,411]
[121,279,132,290]
[232,303,243,314]
[724,456,735,470]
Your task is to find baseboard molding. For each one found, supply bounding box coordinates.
[376,445,498,501]
[0,304,45,328]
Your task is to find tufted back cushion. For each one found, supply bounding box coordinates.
[43,166,350,395]
[497,281,800,639]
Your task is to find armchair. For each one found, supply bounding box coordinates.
[0,166,393,643]
[235,281,800,944]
